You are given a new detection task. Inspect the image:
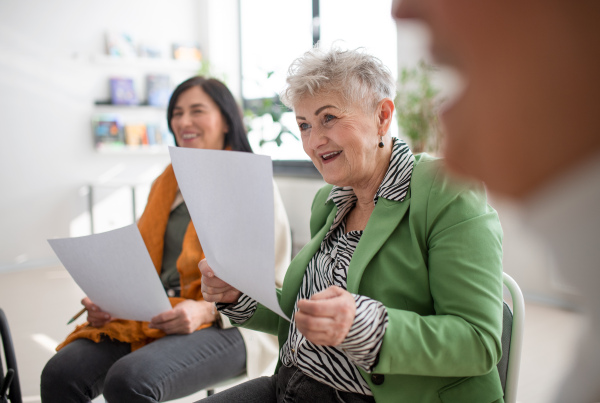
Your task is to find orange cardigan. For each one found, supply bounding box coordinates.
[57,164,211,351]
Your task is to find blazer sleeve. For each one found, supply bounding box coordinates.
[373,167,504,377]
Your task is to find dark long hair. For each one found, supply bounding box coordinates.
[167,76,253,153]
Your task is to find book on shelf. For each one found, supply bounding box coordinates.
[124,124,148,146]
[172,42,202,61]
[110,77,138,105]
[92,114,124,148]
[146,122,175,147]
[146,124,162,146]
[105,31,137,58]
[138,40,165,59]
[146,74,172,107]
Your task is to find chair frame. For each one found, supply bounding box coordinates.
[502,272,525,403]
[0,308,22,403]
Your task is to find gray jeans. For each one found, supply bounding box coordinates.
[197,364,376,403]
[40,326,245,403]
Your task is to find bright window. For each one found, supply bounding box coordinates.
[240,0,398,161]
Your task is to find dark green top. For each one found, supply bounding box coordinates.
[160,202,192,291]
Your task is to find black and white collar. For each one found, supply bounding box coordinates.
[326,137,415,208]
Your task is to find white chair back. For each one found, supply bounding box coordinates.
[501,272,525,403]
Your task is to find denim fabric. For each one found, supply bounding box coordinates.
[41,327,245,403]
[198,365,375,403]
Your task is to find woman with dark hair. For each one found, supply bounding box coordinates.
[40,76,291,403]
[166,76,252,153]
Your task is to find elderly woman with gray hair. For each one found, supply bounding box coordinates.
[199,47,505,403]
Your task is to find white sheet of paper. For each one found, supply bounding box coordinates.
[170,147,289,321]
[48,224,172,322]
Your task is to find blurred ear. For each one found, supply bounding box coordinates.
[376,98,395,135]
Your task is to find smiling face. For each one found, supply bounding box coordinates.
[295,93,394,192]
[392,0,600,198]
[170,86,229,150]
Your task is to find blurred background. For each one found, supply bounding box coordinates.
[0,1,583,402]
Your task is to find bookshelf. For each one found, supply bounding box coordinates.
[91,55,201,154]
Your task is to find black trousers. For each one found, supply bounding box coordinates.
[197,364,376,403]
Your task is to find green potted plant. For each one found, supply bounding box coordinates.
[394,61,443,154]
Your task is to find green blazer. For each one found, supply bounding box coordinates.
[239,154,505,402]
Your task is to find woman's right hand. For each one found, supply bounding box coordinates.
[81,297,112,327]
[199,259,242,304]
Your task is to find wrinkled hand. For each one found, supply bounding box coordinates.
[82,297,112,328]
[149,299,215,334]
[199,259,242,304]
[295,286,356,346]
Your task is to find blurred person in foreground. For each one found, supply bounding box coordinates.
[199,47,505,402]
[393,1,600,401]
[40,76,291,403]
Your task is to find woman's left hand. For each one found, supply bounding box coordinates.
[149,299,216,334]
[295,285,356,346]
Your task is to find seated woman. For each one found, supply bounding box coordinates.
[40,76,291,403]
[199,47,505,403]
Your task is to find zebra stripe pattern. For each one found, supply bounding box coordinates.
[220,137,414,395]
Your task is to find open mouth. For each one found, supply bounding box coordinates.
[181,133,199,140]
[321,151,342,161]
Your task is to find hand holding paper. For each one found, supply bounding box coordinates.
[48,224,172,322]
[199,259,242,303]
[82,297,112,327]
[149,299,216,334]
[170,147,289,321]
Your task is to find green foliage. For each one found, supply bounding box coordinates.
[195,64,297,148]
[244,71,299,148]
[395,61,442,154]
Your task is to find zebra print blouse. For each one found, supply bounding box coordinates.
[220,138,415,395]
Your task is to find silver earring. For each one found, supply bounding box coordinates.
[378,136,384,148]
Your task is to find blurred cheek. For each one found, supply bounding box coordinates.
[441,82,524,195]
[439,88,493,184]
[439,113,477,180]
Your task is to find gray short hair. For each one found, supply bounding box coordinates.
[280,46,396,112]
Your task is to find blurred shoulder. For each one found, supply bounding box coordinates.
[411,153,492,216]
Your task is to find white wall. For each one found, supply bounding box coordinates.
[0,0,240,271]
[274,176,325,256]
